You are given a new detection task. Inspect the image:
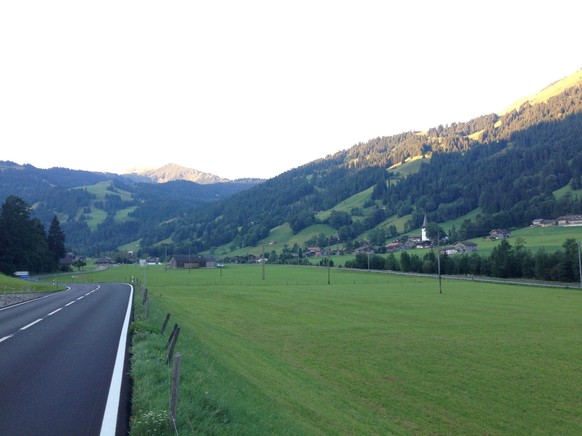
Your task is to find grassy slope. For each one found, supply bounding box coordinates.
[501,69,582,115]
[317,189,371,222]
[88,265,582,434]
[80,181,136,230]
[0,273,63,294]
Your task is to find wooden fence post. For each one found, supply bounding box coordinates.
[160,313,171,334]
[169,352,181,429]
[167,324,178,348]
[166,327,180,365]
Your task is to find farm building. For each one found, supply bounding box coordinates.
[557,215,582,226]
[532,218,556,227]
[455,242,478,252]
[489,229,510,240]
[168,254,217,269]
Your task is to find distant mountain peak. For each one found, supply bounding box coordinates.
[123,163,229,184]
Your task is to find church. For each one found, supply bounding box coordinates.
[421,214,429,242]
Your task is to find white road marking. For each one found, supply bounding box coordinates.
[100,284,133,436]
[48,308,63,316]
[77,296,84,301]
[20,319,43,331]
[65,301,76,307]
[0,335,14,343]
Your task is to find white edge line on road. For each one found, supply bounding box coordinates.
[20,318,43,331]
[100,284,133,436]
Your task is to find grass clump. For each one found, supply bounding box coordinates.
[129,295,173,435]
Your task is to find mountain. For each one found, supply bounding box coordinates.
[2,69,581,259]
[0,162,259,253]
[142,69,582,256]
[123,163,229,184]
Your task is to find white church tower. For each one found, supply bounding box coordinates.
[421,214,428,242]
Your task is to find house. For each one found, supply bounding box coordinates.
[59,253,76,268]
[489,229,510,240]
[557,215,582,227]
[415,240,432,249]
[353,245,374,255]
[385,242,402,253]
[168,254,217,269]
[146,256,160,265]
[95,257,114,265]
[306,246,322,257]
[455,241,477,252]
[441,247,458,255]
[532,218,555,227]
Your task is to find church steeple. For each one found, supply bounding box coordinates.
[421,213,428,241]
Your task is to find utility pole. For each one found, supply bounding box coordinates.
[327,257,331,285]
[577,240,582,289]
[437,229,442,294]
[262,242,265,280]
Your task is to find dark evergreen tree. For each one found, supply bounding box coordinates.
[0,195,55,274]
[47,216,66,267]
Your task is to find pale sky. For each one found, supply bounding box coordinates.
[1,1,580,180]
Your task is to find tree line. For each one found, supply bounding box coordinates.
[343,238,581,283]
[0,195,66,275]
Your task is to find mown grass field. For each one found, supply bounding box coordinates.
[86,264,582,435]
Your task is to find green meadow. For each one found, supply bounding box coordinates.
[468,225,582,257]
[90,264,582,435]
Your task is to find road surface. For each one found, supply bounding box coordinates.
[0,283,133,435]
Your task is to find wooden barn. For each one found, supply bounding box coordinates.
[167,254,217,269]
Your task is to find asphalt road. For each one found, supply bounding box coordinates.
[0,283,133,435]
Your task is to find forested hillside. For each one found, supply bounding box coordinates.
[1,72,581,260]
[142,77,582,256]
[0,163,256,253]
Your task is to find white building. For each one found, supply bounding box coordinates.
[421,214,428,242]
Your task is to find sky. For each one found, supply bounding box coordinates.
[1,1,580,180]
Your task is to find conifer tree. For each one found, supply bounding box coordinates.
[47,216,66,267]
